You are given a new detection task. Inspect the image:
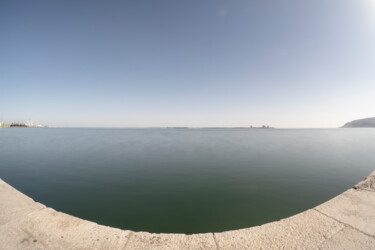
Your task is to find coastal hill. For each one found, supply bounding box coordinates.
[342,117,375,128]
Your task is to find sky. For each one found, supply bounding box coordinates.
[1,0,375,128]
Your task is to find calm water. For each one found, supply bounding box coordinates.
[1,128,374,233]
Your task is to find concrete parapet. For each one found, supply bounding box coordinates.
[0,171,374,249]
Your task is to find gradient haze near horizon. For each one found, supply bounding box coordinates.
[1,0,375,128]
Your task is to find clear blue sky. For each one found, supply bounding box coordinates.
[1,0,375,128]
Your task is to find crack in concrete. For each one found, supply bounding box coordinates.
[313,208,375,240]
[316,226,345,249]
[122,231,133,249]
[212,233,220,250]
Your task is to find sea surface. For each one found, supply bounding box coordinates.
[1,128,374,233]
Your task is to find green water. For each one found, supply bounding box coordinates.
[0,128,374,233]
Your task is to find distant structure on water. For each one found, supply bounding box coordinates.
[0,120,46,128]
[10,123,28,128]
[250,125,273,129]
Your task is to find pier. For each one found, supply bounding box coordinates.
[0,172,374,249]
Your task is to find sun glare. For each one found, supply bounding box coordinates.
[370,0,375,15]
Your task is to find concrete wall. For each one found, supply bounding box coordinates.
[0,171,374,249]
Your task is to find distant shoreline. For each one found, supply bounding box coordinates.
[5,126,374,129]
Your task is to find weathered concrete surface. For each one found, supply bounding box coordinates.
[354,172,375,192]
[0,207,132,249]
[125,232,217,250]
[315,189,375,237]
[214,210,345,249]
[318,227,375,249]
[0,171,374,249]
[0,179,45,226]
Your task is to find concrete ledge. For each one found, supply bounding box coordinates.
[0,171,374,249]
